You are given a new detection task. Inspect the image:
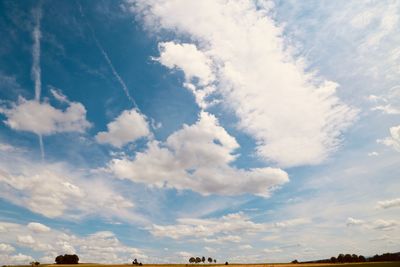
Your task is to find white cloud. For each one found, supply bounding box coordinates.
[0,221,147,264]
[17,235,35,245]
[264,248,283,253]
[0,97,91,135]
[156,42,217,108]
[0,154,137,221]
[346,217,365,226]
[5,253,34,265]
[0,243,15,253]
[107,111,288,196]
[95,108,150,148]
[378,125,400,151]
[157,42,214,85]
[148,212,308,242]
[368,151,379,156]
[377,198,400,209]
[130,0,357,167]
[27,222,51,233]
[49,86,70,104]
[239,244,252,250]
[370,86,400,114]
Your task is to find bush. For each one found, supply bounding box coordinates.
[225,262,229,265]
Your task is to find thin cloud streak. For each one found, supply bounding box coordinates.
[77,2,138,108]
[31,3,45,159]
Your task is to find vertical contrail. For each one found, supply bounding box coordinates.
[32,3,45,160]
[77,1,138,109]
[32,6,42,102]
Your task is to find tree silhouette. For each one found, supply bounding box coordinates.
[208,257,212,263]
[55,254,79,264]
[202,257,205,263]
[337,254,345,263]
[214,259,216,263]
[195,257,201,264]
[189,257,196,264]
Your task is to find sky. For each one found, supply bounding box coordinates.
[0,0,399,264]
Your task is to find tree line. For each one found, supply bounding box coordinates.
[293,251,400,264]
[189,256,217,264]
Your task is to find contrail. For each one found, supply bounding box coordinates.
[38,134,45,160]
[32,3,45,160]
[32,6,42,102]
[77,1,138,108]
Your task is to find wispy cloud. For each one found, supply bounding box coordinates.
[78,2,137,108]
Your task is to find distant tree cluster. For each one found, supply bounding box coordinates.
[295,252,400,264]
[132,258,143,265]
[55,254,79,264]
[189,256,217,264]
[332,254,366,263]
[370,253,400,262]
[30,261,40,266]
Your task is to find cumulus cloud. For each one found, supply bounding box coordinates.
[157,42,214,85]
[157,42,217,108]
[107,111,288,196]
[377,198,400,209]
[0,253,34,265]
[148,212,309,242]
[378,125,400,151]
[0,221,146,265]
[17,235,35,245]
[129,0,357,167]
[0,154,136,221]
[0,243,15,253]
[95,109,150,148]
[0,97,91,135]
[27,222,51,233]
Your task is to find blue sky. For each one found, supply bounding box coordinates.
[0,0,400,264]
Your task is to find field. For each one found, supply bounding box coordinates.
[6,263,400,267]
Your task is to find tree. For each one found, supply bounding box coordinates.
[291,260,298,264]
[358,255,366,262]
[189,257,196,264]
[214,260,216,263]
[196,257,202,264]
[208,257,213,263]
[55,254,79,264]
[133,259,138,265]
[351,254,359,262]
[330,257,337,263]
[55,255,64,264]
[202,257,205,263]
[337,254,345,263]
[225,262,229,265]
[344,254,352,263]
